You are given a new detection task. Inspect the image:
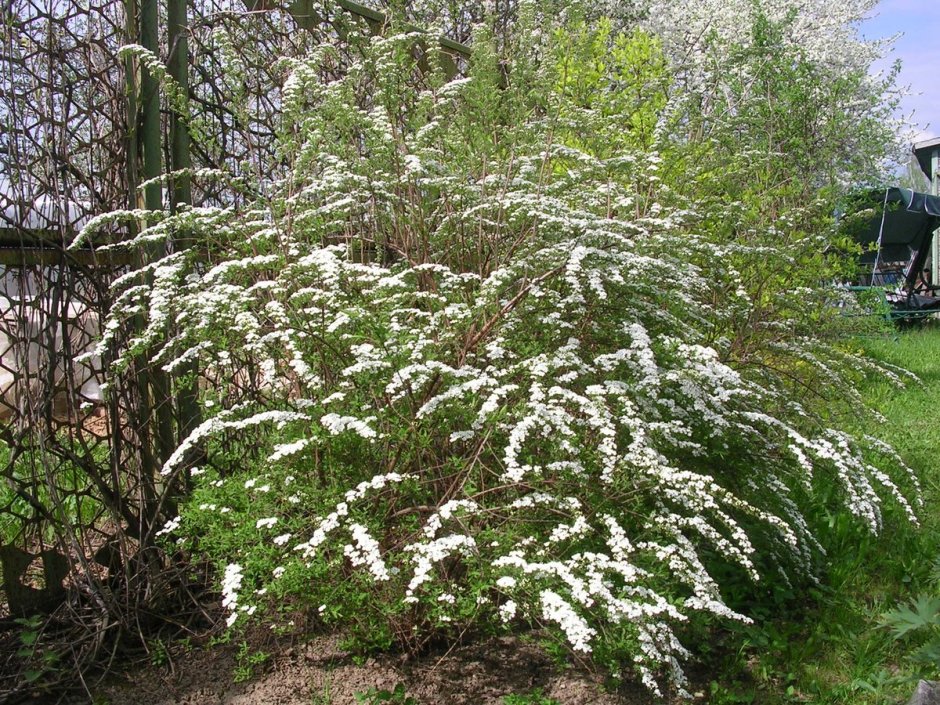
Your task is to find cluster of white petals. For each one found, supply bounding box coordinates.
[221,564,243,628]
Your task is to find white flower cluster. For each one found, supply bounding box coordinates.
[540,589,596,653]
[403,534,477,604]
[422,500,479,538]
[320,413,377,439]
[138,207,917,691]
[155,515,181,537]
[221,563,243,628]
[293,472,411,560]
[268,438,311,462]
[344,523,390,582]
[162,409,310,476]
[498,600,517,623]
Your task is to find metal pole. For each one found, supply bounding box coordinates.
[122,0,164,531]
[139,0,161,216]
[167,0,192,210]
[140,0,176,468]
[167,0,201,442]
[932,149,940,286]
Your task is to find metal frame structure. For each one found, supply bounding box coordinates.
[0,4,476,692]
[913,137,940,285]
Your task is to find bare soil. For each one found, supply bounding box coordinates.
[96,632,683,705]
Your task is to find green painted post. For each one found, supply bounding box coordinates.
[167,0,201,443]
[123,0,160,492]
[139,0,161,216]
[167,0,192,211]
[140,0,176,468]
[122,0,168,529]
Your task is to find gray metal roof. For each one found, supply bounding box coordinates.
[913,137,940,181]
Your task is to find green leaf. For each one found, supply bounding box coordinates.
[881,594,940,639]
[19,631,38,646]
[912,640,940,668]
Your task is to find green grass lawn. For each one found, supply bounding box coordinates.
[711,324,940,704]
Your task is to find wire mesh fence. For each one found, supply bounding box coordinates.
[0,0,478,696]
[1,8,147,691]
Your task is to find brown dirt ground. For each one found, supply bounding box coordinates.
[95,632,697,705]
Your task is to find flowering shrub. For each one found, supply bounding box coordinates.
[81,2,917,695]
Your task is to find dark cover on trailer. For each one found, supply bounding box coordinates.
[849,187,940,293]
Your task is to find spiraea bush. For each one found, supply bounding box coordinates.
[78,1,916,694]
